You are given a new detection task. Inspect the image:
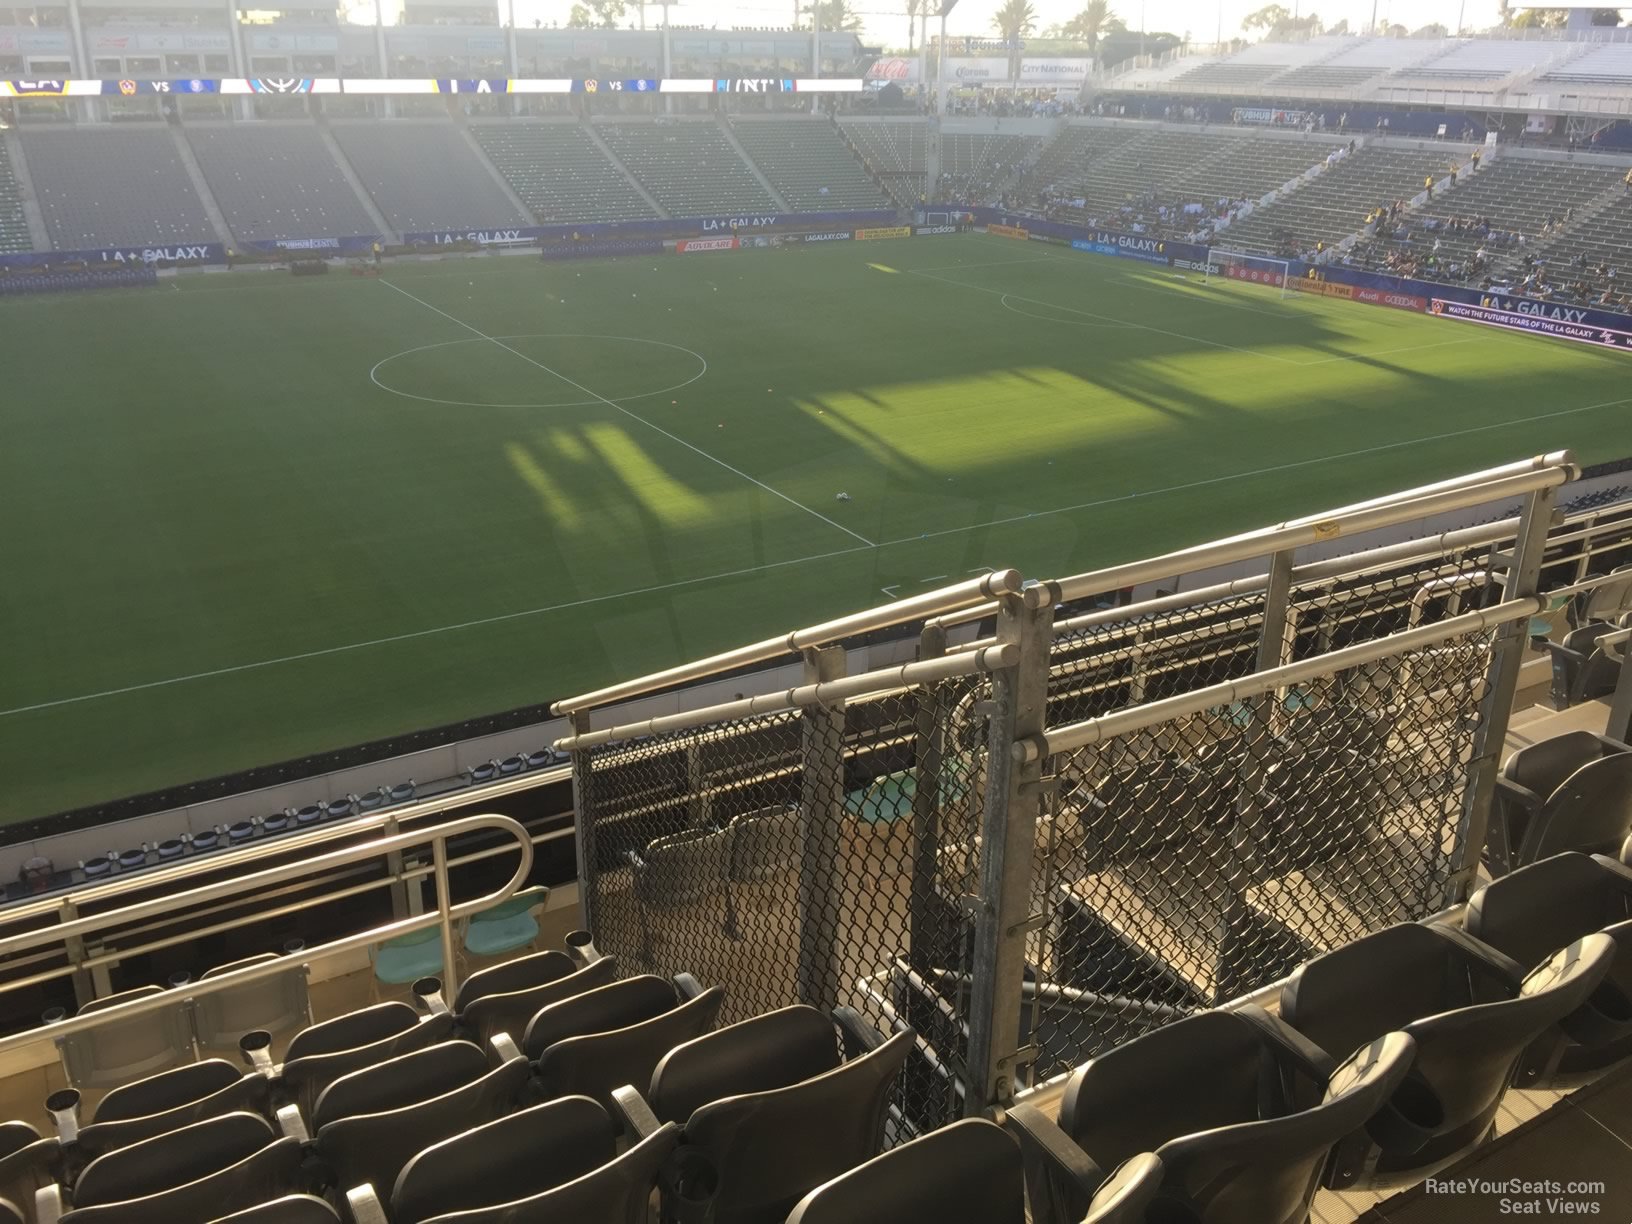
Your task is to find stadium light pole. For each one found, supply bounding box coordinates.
[936,0,959,116]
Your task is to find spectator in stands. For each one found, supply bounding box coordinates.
[1625,168,1632,193]
[1471,148,1481,172]
[1424,175,1434,198]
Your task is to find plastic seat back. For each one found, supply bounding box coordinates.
[1520,753,1632,867]
[1082,1154,1167,1224]
[452,949,575,1013]
[1501,730,1602,802]
[390,1097,616,1224]
[311,1039,487,1132]
[91,1059,244,1124]
[73,1112,274,1209]
[649,1004,839,1124]
[419,1122,681,1224]
[678,1027,914,1224]
[78,1067,270,1159]
[57,987,194,1091]
[281,1012,453,1125]
[0,1134,58,1220]
[212,1195,341,1223]
[316,1057,530,1204]
[461,958,617,1048]
[522,975,677,1061]
[632,829,731,913]
[0,1126,37,1164]
[60,1138,303,1224]
[1155,1031,1414,1222]
[728,807,804,883]
[194,955,310,1057]
[284,1001,419,1063]
[784,1118,1024,1224]
[535,987,725,1111]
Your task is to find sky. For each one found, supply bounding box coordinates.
[495,0,1584,52]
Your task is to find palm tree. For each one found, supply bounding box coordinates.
[1062,0,1115,61]
[992,0,1037,83]
[804,0,863,32]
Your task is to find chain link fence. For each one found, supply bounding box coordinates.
[1023,620,1498,1085]
[573,673,993,1136]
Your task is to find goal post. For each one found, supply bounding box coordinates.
[1204,249,1293,299]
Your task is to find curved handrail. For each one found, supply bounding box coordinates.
[0,813,532,1057]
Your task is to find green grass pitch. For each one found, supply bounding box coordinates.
[3,231,1630,823]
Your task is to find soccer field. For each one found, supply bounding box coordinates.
[4,231,1630,823]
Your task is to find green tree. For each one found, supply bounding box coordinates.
[1411,21,1448,35]
[1242,2,1322,37]
[566,0,625,27]
[1062,0,1117,58]
[802,0,863,32]
[992,0,1038,81]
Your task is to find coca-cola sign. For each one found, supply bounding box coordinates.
[865,57,920,82]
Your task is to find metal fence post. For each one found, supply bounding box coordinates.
[1605,631,1632,746]
[1448,485,1559,900]
[910,625,949,979]
[797,644,847,1011]
[569,710,597,935]
[964,586,1052,1116]
[1254,547,1299,736]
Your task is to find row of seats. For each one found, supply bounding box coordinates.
[727,120,888,212]
[187,125,376,244]
[469,122,658,224]
[0,143,32,254]
[596,121,777,219]
[329,123,527,235]
[18,128,215,251]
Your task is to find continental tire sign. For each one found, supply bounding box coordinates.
[988,223,1029,240]
[854,226,911,240]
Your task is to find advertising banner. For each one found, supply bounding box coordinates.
[1430,299,1632,351]
[0,242,224,270]
[1226,262,1285,288]
[865,57,921,82]
[855,226,912,240]
[540,239,663,259]
[914,225,960,235]
[676,237,740,252]
[1091,230,1166,264]
[795,231,853,242]
[241,235,381,255]
[1071,237,1119,257]
[1291,277,1354,300]
[1354,287,1427,312]
[988,223,1030,240]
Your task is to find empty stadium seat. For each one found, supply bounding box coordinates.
[67,1111,282,1211]
[639,1004,914,1223]
[187,125,376,243]
[783,1117,1025,1224]
[597,121,775,218]
[470,123,656,224]
[526,975,726,1113]
[313,1040,531,1203]
[1489,731,1632,875]
[0,143,33,255]
[66,1059,270,1161]
[1279,924,1614,1186]
[628,828,737,962]
[192,954,311,1060]
[1464,852,1632,1085]
[1550,622,1629,709]
[1006,1006,1412,1224]
[18,129,215,251]
[49,1131,305,1223]
[273,1002,455,1126]
[54,988,193,1093]
[415,946,597,1047]
[212,1196,340,1223]
[1079,1154,1167,1224]
[329,122,528,234]
[729,121,887,212]
[0,1124,58,1222]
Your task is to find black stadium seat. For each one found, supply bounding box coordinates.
[1279,924,1615,1186]
[450,953,618,1048]
[641,1004,914,1224]
[1489,731,1632,874]
[276,1005,454,1125]
[55,1138,305,1224]
[211,1195,341,1223]
[1464,852,1632,1085]
[784,1118,1026,1224]
[71,1112,276,1210]
[71,1060,270,1160]
[1006,1006,1411,1224]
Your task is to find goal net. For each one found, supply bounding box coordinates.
[1204,249,1293,299]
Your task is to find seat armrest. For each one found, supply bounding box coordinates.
[611,1084,662,1139]
[1591,733,1632,756]
[345,1184,391,1224]
[34,1184,63,1224]
[672,973,706,1002]
[832,1005,886,1055]
[276,1103,310,1143]
[240,1029,276,1075]
[1428,924,1527,991]
[1004,1102,1106,1224]
[1493,775,1545,814]
[490,1032,524,1065]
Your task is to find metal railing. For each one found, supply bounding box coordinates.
[560,454,1611,1135]
[0,813,533,1056]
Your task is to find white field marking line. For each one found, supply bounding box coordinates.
[379,278,874,547]
[1295,337,1476,366]
[903,254,1063,273]
[0,542,876,719]
[905,265,1307,365]
[999,293,1140,330]
[870,392,1632,549]
[8,390,1630,718]
[369,333,709,409]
